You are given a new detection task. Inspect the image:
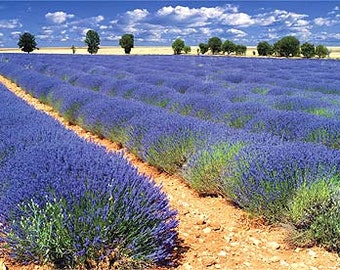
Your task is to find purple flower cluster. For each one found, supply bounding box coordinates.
[0,85,178,266]
[222,142,340,215]
[5,54,339,149]
[1,53,340,221]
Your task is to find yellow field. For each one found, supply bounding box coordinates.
[1,46,339,58]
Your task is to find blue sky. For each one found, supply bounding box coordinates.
[0,1,339,48]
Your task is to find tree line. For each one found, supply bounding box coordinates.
[17,31,331,59]
[257,36,330,58]
[172,37,247,56]
[172,35,331,58]
[17,30,135,55]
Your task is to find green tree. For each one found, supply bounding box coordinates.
[300,42,315,58]
[119,34,134,54]
[222,40,236,55]
[17,32,37,54]
[198,43,209,54]
[315,45,329,58]
[172,38,185,55]
[208,37,222,54]
[274,36,300,57]
[84,30,100,54]
[257,41,272,56]
[183,45,191,54]
[235,44,247,55]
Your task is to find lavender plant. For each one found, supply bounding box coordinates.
[0,86,178,268]
[182,142,244,194]
[223,143,340,220]
[287,176,340,253]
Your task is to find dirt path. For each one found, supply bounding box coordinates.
[0,75,339,270]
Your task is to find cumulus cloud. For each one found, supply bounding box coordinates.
[227,28,247,37]
[200,27,224,37]
[95,15,104,23]
[220,13,254,27]
[45,11,74,24]
[2,2,339,47]
[126,9,149,21]
[0,19,22,29]
[314,17,334,26]
[254,9,309,27]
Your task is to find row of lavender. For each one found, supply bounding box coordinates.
[3,54,340,149]
[0,84,178,268]
[0,56,340,250]
[1,55,339,251]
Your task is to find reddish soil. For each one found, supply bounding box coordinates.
[0,75,339,270]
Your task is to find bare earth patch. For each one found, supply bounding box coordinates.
[0,75,339,269]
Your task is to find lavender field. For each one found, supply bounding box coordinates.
[0,54,340,261]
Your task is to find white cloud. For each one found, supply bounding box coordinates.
[255,15,277,26]
[10,31,21,36]
[328,33,340,39]
[157,6,200,20]
[295,19,309,27]
[200,27,224,36]
[157,6,173,16]
[36,34,50,40]
[0,19,22,29]
[314,17,333,26]
[227,28,247,37]
[43,29,54,35]
[69,15,105,29]
[254,9,308,28]
[157,5,232,24]
[45,11,74,24]
[126,9,149,21]
[199,7,225,19]
[220,13,254,27]
[95,15,104,23]
[173,6,200,20]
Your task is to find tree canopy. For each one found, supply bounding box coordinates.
[198,43,209,54]
[208,37,222,54]
[257,41,273,56]
[183,45,191,54]
[172,38,185,55]
[119,34,134,54]
[222,40,236,55]
[235,45,247,55]
[17,32,37,54]
[315,45,329,58]
[301,42,315,58]
[274,36,300,57]
[84,30,100,54]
